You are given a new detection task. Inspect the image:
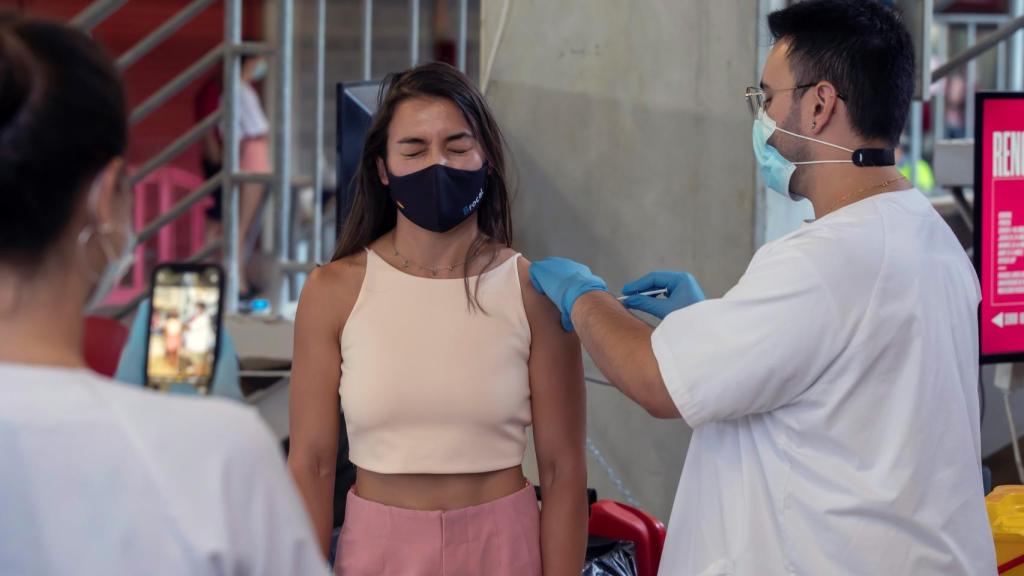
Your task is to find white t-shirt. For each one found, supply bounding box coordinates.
[0,364,329,576]
[652,190,996,575]
[219,83,269,145]
[186,314,215,353]
[238,83,269,141]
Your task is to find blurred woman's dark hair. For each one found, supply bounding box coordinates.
[0,14,127,270]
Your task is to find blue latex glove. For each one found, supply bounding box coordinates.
[529,257,609,332]
[114,299,243,401]
[621,271,705,320]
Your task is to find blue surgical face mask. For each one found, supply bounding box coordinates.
[81,223,136,313]
[78,174,136,313]
[249,59,268,82]
[752,110,854,199]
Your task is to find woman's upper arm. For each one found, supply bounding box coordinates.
[288,265,351,467]
[518,257,587,476]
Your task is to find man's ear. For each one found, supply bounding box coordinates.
[808,81,841,136]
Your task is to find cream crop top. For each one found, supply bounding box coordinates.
[339,249,532,475]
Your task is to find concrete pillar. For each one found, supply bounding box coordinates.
[482,0,760,520]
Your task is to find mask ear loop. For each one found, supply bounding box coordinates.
[793,159,853,166]
[77,175,121,285]
[758,106,856,166]
[771,125,854,166]
[772,124,855,155]
[77,224,121,285]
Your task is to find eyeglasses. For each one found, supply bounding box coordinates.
[744,84,848,119]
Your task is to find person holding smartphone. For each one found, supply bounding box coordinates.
[0,15,329,575]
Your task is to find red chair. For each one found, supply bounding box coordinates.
[588,500,667,576]
[83,316,129,377]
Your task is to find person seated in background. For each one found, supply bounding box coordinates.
[0,15,329,575]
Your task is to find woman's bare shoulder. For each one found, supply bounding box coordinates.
[299,250,368,321]
[512,252,561,330]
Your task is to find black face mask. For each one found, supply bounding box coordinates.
[387,164,487,233]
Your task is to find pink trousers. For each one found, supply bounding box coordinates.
[334,484,542,576]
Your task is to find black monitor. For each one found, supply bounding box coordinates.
[335,81,381,239]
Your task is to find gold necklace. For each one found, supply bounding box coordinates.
[824,176,907,216]
[391,238,470,277]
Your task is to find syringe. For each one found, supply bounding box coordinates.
[616,288,668,302]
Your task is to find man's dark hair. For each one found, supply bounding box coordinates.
[768,0,915,145]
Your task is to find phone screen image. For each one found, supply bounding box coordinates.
[146,265,222,393]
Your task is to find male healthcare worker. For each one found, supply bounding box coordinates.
[530,1,997,574]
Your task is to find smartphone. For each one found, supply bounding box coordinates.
[144,263,224,394]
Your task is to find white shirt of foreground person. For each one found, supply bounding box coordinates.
[0,364,330,576]
[652,189,996,576]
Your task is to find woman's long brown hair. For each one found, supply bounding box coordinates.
[331,62,514,310]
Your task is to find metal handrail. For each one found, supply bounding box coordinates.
[409,0,420,66]
[363,0,373,81]
[233,41,275,56]
[273,0,295,312]
[363,0,467,78]
[233,172,276,185]
[116,0,217,70]
[130,45,224,125]
[935,13,1012,25]
[70,0,127,31]
[131,111,223,185]
[80,0,447,316]
[457,0,468,72]
[898,8,1022,210]
[113,239,224,320]
[933,13,1024,83]
[137,176,222,244]
[222,0,242,313]
[71,0,272,317]
[312,0,326,263]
